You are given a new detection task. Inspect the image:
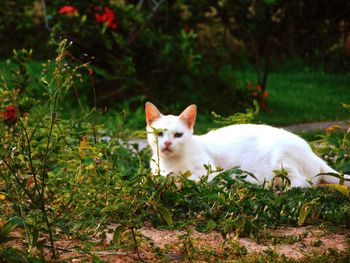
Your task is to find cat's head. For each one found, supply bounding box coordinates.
[145,102,197,158]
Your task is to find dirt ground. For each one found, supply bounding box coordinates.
[31,224,348,262]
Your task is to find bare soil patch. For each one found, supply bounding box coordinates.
[5,225,346,262]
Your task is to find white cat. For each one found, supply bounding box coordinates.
[145,102,350,188]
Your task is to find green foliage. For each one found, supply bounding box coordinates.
[5,49,41,113]
[46,1,245,113]
[270,166,291,191]
[0,40,97,260]
[312,104,350,176]
[0,217,24,244]
[0,0,52,58]
[0,217,36,263]
[212,100,260,125]
[191,0,350,69]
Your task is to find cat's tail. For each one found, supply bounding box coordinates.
[317,156,350,187]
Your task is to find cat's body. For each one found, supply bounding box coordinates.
[145,102,349,187]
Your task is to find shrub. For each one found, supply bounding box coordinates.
[0,40,100,260]
[48,1,246,113]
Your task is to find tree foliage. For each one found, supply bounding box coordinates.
[0,0,350,110]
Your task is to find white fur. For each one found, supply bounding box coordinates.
[146,104,349,188]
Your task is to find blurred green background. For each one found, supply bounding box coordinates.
[1,0,350,129]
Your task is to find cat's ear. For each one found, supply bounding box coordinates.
[145,102,162,126]
[179,104,197,129]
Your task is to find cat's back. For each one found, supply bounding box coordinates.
[198,124,306,148]
[195,124,311,171]
[202,123,287,137]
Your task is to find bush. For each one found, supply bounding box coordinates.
[1,1,349,113]
[47,1,246,113]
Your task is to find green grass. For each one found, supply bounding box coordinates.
[139,68,350,133]
[1,60,350,130]
[236,69,350,125]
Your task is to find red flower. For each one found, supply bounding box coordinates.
[1,105,17,125]
[59,5,78,16]
[256,85,262,92]
[262,91,268,98]
[95,7,118,29]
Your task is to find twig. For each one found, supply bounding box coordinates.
[19,119,42,200]
[41,0,51,31]
[262,41,270,92]
[0,156,37,206]
[130,226,143,262]
[250,35,262,85]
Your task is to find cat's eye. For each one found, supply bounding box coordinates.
[158,132,164,137]
[174,132,183,138]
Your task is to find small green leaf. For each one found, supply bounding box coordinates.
[298,204,312,226]
[157,205,173,225]
[7,216,25,227]
[207,219,217,231]
[81,14,87,23]
[100,207,111,214]
[113,225,127,246]
[341,103,350,111]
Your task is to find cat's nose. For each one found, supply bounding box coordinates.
[164,141,172,148]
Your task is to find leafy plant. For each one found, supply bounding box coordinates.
[0,217,23,244]
[212,100,260,125]
[0,217,32,263]
[0,39,96,260]
[313,103,350,176]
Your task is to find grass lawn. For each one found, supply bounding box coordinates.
[236,69,350,126]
